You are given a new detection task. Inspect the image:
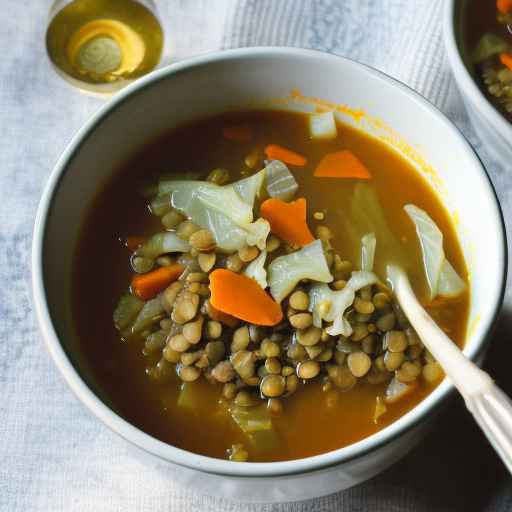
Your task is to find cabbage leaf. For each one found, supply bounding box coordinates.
[229,403,279,452]
[404,204,444,300]
[165,180,253,226]
[136,232,190,259]
[361,232,376,271]
[385,377,416,404]
[404,204,466,300]
[309,111,337,140]
[309,270,378,336]
[438,259,467,298]
[472,33,508,64]
[158,179,269,252]
[268,240,333,303]
[265,160,298,201]
[113,294,144,331]
[229,169,266,205]
[244,249,268,289]
[131,297,165,334]
[156,163,298,252]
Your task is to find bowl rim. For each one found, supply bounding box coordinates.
[443,0,512,145]
[32,46,507,478]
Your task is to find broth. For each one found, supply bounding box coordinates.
[72,110,469,462]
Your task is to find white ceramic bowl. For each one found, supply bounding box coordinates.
[444,0,512,162]
[32,47,507,503]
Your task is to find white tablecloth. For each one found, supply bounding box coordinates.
[2,1,512,510]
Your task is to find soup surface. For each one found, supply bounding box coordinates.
[465,0,512,119]
[73,110,469,462]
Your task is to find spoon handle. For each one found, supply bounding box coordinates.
[387,265,512,473]
[466,385,512,474]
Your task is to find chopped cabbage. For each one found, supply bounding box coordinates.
[232,160,297,203]
[135,232,190,259]
[404,204,444,300]
[438,259,467,298]
[347,270,379,290]
[177,382,203,412]
[244,218,271,250]
[149,194,171,216]
[385,264,401,292]
[131,297,165,334]
[229,403,279,452]
[244,249,267,289]
[229,169,266,205]
[309,270,378,336]
[349,183,407,269]
[265,160,298,201]
[113,294,144,331]
[404,204,466,300]
[155,165,298,252]
[361,232,376,271]
[159,179,192,196]
[230,404,272,433]
[268,240,333,303]
[158,178,269,252]
[385,377,417,404]
[168,180,253,226]
[156,163,297,251]
[472,33,508,64]
[309,283,353,333]
[195,208,269,252]
[373,396,387,424]
[309,111,337,140]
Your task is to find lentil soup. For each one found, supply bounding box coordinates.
[73,110,469,462]
[465,0,512,120]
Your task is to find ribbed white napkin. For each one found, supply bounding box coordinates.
[1,1,511,511]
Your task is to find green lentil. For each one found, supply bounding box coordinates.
[297,360,321,379]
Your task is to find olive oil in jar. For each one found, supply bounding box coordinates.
[46,0,164,93]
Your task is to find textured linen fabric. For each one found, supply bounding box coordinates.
[1,0,512,510]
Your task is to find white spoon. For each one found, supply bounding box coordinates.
[387,264,512,473]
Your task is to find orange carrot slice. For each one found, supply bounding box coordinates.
[314,150,371,179]
[131,264,184,300]
[223,125,252,142]
[497,0,512,14]
[260,197,314,247]
[264,144,307,166]
[206,300,240,328]
[500,52,512,71]
[209,269,283,326]
[125,236,146,251]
